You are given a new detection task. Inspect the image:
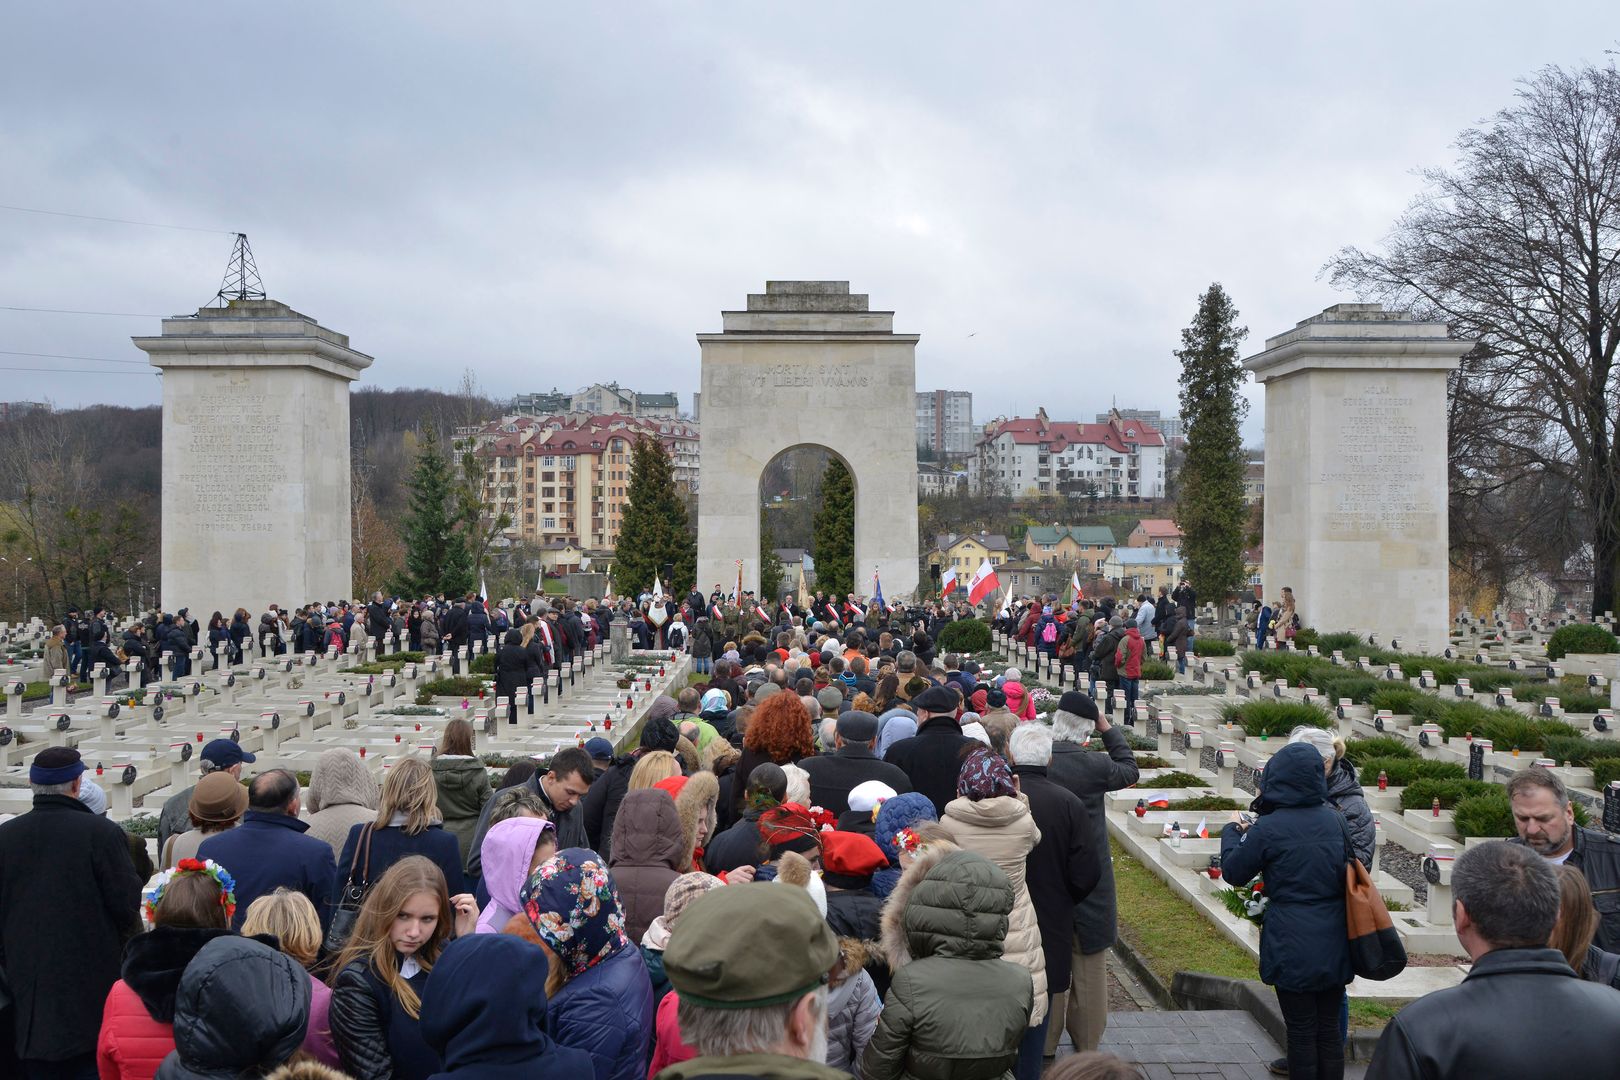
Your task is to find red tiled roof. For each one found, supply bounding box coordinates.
[981,416,1165,452]
[1135,519,1182,536]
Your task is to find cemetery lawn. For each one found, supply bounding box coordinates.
[542,578,568,595]
[22,680,91,701]
[1109,838,1404,1032]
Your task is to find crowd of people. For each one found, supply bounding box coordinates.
[6,586,1620,1080]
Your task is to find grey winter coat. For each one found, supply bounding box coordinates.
[826,966,882,1079]
[1326,757,1374,870]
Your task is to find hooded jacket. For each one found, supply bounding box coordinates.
[863,848,1033,1080]
[420,935,592,1080]
[610,790,687,944]
[938,793,1046,1025]
[97,926,232,1080]
[1000,681,1037,722]
[153,936,311,1080]
[1325,756,1374,870]
[1219,742,1352,992]
[430,756,492,868]
[673,771,720,873]
[304,748,381,857]
[476,817,551,934]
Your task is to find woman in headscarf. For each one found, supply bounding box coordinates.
[521,849,655,1080]
[938,745,1047,1080]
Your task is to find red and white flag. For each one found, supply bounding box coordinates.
[755,604,770,622]
[1195,818,1209,839]
[1146,794,1170,809]
[940,566,959,597]
[967,558,999,606]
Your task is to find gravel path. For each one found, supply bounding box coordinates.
[1377,840,1429,905]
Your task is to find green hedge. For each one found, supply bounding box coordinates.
[470,653,497,675]
[349,651,428,675]
[1367,687,1425,716]
[1399,777,1495,811]
[1595,759,1620,787]
[1167,795,1245,811]
[1547,624,1620,661]
[1139,771,1209,789]
[1343,737,1419,765]
[414,676,487,705]
[1540,736,1620,766]
[1314,631,1367,652]
[1474,712,1581,752]
[937,619,992,654]
[1313,673,1383,705]
[1217,699,1333,738]
[1454,788,1590,836]
[1356,756,1468,787]
[1140,659,1174,681]
[1192,640,1236,657]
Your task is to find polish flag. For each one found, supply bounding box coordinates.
[1146,795,1170,808]
[940,566,959,597]
[967,559,999,606]
[755,604,770,622]
[1195,818,1209,838]
[1070,571,1084,603]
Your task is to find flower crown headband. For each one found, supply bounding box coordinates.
[893,827,924,856]
[143,857,238,925]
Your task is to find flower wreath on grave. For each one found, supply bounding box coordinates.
[1217,877,1268,925]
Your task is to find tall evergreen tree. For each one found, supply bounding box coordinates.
[390,427,473,597]
[759,507,784,602]
[1174,283,1250,601]
[812,457,855,596]
[613,435,696,595]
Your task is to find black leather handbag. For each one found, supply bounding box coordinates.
[323,823,374,954]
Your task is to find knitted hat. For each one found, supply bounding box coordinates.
[873,792,937,863]
[29,746,84,786]
[77,777,108,816]
[662,871,723,927]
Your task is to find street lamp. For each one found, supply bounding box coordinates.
[120,561,144,619]
[0,556,30,622]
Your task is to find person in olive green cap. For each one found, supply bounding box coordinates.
[655,881,848,1080]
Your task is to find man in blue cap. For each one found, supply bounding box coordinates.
[156,737,256,856]
[0,747,143,1079]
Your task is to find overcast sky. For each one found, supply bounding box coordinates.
[2,3,1611,445]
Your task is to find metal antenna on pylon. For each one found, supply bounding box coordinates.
[214,232,266,305]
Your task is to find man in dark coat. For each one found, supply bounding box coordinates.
[1366,841,1620,1079]
[1506,766,1620,950]
[198,768,337,931]
[882,685,974,816]
[1044,690,1139,1055]
[465,746,592,879]
[156,738,256,858]
[1008,723,1099,1039]
[0,747,143,1077]
[441,598,469,673]
[365,592,392,641]
[798,711,912,816]
[465,594,491,655]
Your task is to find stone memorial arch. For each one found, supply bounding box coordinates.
[697,281,920,601]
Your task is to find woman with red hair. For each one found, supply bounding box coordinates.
[728,691,817,820]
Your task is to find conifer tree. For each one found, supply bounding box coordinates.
[613,436,695,595]
[390,427,474,597]
[759,507,784,602]
[1173,283,1250,601]
[812,457,855,596]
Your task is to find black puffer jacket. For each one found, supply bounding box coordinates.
[154,936,310,1080]
[331,957,439,1080]
[1325,756,1374,870]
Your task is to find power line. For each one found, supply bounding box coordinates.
[0,365,157,375]
[0,305,169,317]
[0,203,236,235]
[0,349,149,366]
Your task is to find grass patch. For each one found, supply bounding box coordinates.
[22,680,91,701]
[348,651,428,675]
[541,577,569,595]
[1110,838,1258,984]
[1348,999,1406,1030]
[1133,754,1174,769]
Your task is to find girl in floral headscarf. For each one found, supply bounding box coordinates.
[520,848,655,1080]
[937,745,1048,1075]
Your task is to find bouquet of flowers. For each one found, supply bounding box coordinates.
[1217,876,1268,925]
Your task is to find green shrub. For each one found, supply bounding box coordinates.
[1343,737,1419,765]
[1367,687,1425,716]
[1475,712,1580,752]
[1134,754,1174,769]
[1452,791,1515,838]
[1139,771,1209,789]
[1540,736,1620,766]
[1356,757,1468,787]
[1192,640,1236,657]
[1237,652,1331,686]
[470,653,497,675]
[122,814,160,839]
[1315,631,1367,652]
[1167,795,1245,811]
[1313,673,1383,705]
[1547,624,1620,661]
[1399,777,1495,811]
[1466,670,1538,694]
[1596,759,1620,788]
[1217,699,1333,738]
[1140,660,1174,681]
[414,676,487,705]
[349,651,429,675]
[938,618,992,654]
[1551,692,1610,714]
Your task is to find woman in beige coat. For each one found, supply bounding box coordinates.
[938,745,1047,1080]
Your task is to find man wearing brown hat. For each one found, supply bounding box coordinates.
[656,882,847,1079]
[0,746,143,1079]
